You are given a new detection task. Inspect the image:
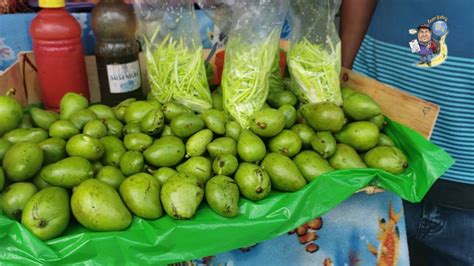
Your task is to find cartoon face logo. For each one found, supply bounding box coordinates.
[409,18,448,68]
[417,27,432,43]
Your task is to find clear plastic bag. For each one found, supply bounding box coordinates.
[133,0,212,112]
[221,0,288,128]
[287,0,343,105]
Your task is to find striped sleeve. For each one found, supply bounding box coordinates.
[353,35,474,184]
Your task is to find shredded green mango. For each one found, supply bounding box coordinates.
[145,31,212,112]
[287,38,342,105]
[222,30,280,128]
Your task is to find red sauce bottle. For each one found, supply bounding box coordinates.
[30,0,90,110]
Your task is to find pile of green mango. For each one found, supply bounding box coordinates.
[0,83,408,241]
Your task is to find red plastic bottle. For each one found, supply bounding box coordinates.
[30,0,90,110]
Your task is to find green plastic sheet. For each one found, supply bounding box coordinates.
[0,119,453,265]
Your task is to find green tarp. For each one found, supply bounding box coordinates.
[0,119,454,264]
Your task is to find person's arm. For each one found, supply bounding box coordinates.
[340,0,378,69]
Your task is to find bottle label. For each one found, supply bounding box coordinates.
[106,60,141,93]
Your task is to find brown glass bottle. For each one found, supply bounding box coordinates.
[92,0,143,106]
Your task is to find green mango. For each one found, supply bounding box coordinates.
[146,92,157,101]
[123,101,156,124]
[261,153,306,192]
[19,114,34,129]
[70,109,98,130]
[170,113,205,138]
[225,121,241,141]
[268,130,302,157]
[0,182,37,220]
[71,179,132,231]
[369,114,387,130]
[113,98,136,122]
[291,124,315,149]
[364,146,409,174]
[299,102,345,132]
[140,108,165,136]
[328,143,367,170]
[201,109,227,135]
[212,154,239,176]
[0,138,12,162]
[148,100,163,109]
[3,142,43,181]
[341,86,356,100]
[103,118,124,139]
[143,136,185,167]
[278,104,297,129]
[49,120,80,140]
[207,137,237,158]
[267,90,298,108]
[66,134,104,161]
[378,133,395,147]
[176,156,212,186]
[150,167,178,186]
[32,174,51,190]
[310,131,337,158]
[21,187,70,241]
[60,92,89,120]
[343,92,381,120]
[249,108,285,137]
[161,102,193,123]
[88,104,116,120]
[123,133,153,152]
[0,91,23,136]
[119,151,144,176]
[39,138,67,164]
[186,129,213,157]
[293,151,334,182]
[160,125,175,137]
[91,161,103,174]
[30,107,59,130]
[95,166,125,189]
[123,121,141,135]
[83,120,107,139]
[282,77,292,90]
[3,128,48,144]
[40,157,93,188]
[0,167,4,192]
[212,93,224,111]
[119,173,163,219]
[234,163,271,201]
[296,108,306,124]
[335,121,380,151]
[160,173,204,219]
[205,175,239,217]
[100,136,126,166]
[237,129,266,163]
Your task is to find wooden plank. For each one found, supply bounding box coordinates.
[340,67,439,139]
